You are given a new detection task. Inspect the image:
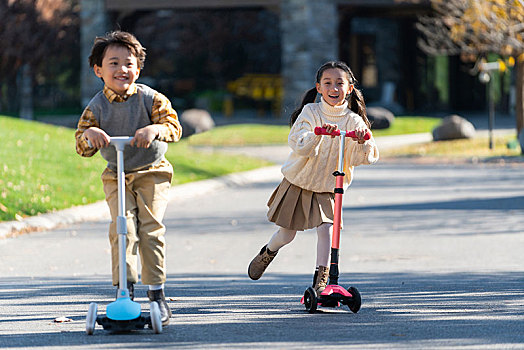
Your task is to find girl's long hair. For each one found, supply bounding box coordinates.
[289,61,371,128]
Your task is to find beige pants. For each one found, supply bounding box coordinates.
[102,160,173,286]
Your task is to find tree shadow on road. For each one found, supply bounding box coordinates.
[0,271,522,348]
[346,196,524,211]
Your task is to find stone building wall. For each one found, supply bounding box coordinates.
[80,0,108,106]
[280,0,337,114]
[79,0,338,114]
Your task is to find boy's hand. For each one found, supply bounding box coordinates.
[84,127,110,149]
[352,128,370,144]
[321,123,338,138]
[131,125,159,148]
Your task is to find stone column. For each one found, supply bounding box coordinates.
[280,0,337,116]
[80,0,108,106]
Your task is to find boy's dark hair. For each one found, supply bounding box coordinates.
[289,61,370,128]
[88,31,146,69]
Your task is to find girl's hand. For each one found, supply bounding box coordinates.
[321,123,338,138]
[84,127,110,149]
[352,128,370,144]
[131,125,159,148]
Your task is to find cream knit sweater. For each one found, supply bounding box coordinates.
[281,98,379,193]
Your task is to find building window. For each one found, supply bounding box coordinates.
[349,34,378,89]
[361,37,377,88]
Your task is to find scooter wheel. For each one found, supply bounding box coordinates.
[304,287,318,313]
[86,302,97,335]
[348,286,361,313]
[150,302,163,334]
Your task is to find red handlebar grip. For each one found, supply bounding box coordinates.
[346,130,371,140]
[314,127,341,136]
[314,127,371,140]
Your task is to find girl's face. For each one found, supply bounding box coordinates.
[94,45,140,95]
[316,68,354,107]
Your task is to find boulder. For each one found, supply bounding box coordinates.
[432,115,476,141]
[180,109,215,138]
[367,106,395,130]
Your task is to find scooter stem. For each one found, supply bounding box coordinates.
[111,137,133,298]
[332,131,345,249]
[330,131,346,285]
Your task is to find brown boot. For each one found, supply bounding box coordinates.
[147,289,172,326]
[248,245,278,280]
[314,266,329,294]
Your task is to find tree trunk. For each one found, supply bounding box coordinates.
[19,64,34,120]
[6,75,19,113]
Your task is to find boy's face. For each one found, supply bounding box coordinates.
[94,45,140,95]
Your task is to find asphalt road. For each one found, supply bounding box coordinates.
[0,153,523,349]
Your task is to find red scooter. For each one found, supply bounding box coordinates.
[301,127,370,313]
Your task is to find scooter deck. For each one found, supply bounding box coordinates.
[96,315,151,332]
[300,284,355,307]
[317,284,355,307]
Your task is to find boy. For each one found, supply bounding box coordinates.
[75,31,182,326]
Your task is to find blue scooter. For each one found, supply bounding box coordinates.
[85,137,162,334]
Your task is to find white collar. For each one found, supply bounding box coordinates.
[319,97,349,117]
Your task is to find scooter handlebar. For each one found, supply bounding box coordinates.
[87,136,134,149]
[314,127,371,140]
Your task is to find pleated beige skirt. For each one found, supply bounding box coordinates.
[267,177,336,231]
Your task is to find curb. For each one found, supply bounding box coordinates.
[0,165,282,240]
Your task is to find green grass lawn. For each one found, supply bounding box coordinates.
[371,116,442,137]
[1,114,520,222]
[0,116,270,222]
[381,134,522,159]
[186,116,442,146]
[187,124,290,146]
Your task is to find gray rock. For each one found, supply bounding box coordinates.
[367,106,395,129]
[432,115,476,141]
[180,109,215,138]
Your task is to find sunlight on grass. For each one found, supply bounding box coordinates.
[166,141,271,185]
[0,116,107,221]
[0,116,270,222]
[186,124,290,146]
[2,113,519,222]
[371,116,441,137]
[185,117,442,146]
[381,135,522,159]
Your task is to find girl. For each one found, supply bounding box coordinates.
[248,61,379,293]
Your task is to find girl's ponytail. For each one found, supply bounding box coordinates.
[289,87,318,127]
[349,87,371,129]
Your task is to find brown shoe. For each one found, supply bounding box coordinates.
[248,245,278,280]
[314,266,329,293]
